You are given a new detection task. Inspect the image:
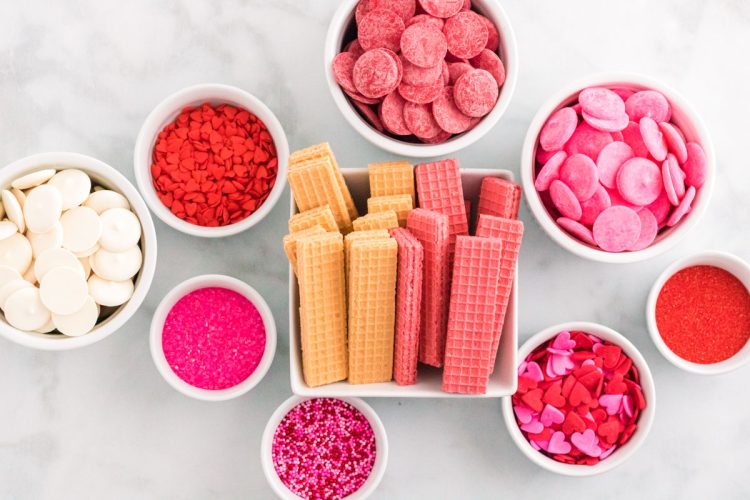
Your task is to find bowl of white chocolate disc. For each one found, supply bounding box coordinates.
[0,152,157,350]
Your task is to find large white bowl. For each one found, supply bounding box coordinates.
[324,0,518,158]
[261,395,388,500]
[520,73,715,263]
[289,167,518,398]
[149,274,276,401]
[501,321,656,476]
[646,251,750,375]
[0,152,157,351]
[134,83,289,238]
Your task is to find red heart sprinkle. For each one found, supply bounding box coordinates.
[568,381,592,407]
[598,420,620,444]
[543,383,566,408]
[562,412,587,435]
[521,388,544,412]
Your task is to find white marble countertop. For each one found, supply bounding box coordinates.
[1,0,749,498]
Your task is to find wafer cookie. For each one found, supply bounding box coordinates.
[288,205,339,233]
[283,225,327,276]
[476,214,524,372]
[415,159,469,243]
[297,232,348,387]
[347,238,398,384]
[288,158,353,233]
[352,210,399,231]
[477,177,521,220]
[344,230,391,293]
[406,208,451,367]
[368,160,415,201]
[367,194,413,227]
[442,236,504,394]
[389,227,424,386]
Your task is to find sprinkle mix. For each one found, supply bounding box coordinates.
[656,265,750,364]
[162,287,266,390]
[512,331,646,465]
[272,398,376,500]
[151,103,278,227]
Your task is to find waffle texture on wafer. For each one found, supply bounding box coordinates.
[352,210,399,231]
[347,238,398,384]
[345,230,391,293]
[406,208,451,367]
[288,205,339,233]
[442,236,504,394]
[368,194,413,227]
[415,159,469,242]
[296,232,348,387]
[288,158,353,233]
[389,227,424,386]
[368,160,415,201]
[283,225,326,276]
[477,177,521,220]
[476,214,524,371]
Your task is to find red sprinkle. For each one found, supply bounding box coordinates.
[656,265,750,364]
[272,398,376,500]
[162,287,266,390]
[150,103,278,227]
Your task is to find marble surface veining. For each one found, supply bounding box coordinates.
[0,0,749,498]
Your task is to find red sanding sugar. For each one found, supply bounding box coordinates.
[272,398,376,500]
[656,265,750,364]
[151,103,278,227]
[162,287,266,390]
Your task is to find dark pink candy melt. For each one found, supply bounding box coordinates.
[162,287,266,390]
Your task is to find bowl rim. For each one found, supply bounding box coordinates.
[646,250,750,375]
[501,321,656,476]
[0,152,157,351]
[260,395,388,500]
[323,0,519,158]
[149,274,277,401]
[133,83,289,238]
[520,72,716,264]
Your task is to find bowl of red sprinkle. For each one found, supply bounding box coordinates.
[261,396,388,500]
[502,322,655,476]
[647,251,750,375]
[134,83,289,237]
[150,274,276,401]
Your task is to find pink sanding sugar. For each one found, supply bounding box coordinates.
[162,287,266,390]
[272,398,376,500]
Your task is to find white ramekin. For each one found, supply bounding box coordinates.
[501,321,656,476]
[150,274,276,401]
[261,395,388,499]
[324,0,518,158]
[0,152,157,351]
[520,73,715,263]
[134,83,289,238]
[647,251,750,375]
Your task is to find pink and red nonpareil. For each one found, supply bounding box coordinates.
[534,86,708,252]
[512,331,646,466]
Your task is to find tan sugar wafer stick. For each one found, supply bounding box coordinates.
[290,143,358,221]
[289,205,338,233]
[352,210,399,231]
[367,195,413,227]
[368,161,415,201]
[347,238,398,384]
[297,232,348,387]
[344,230,391,293]
[283,225,326,276]
[288,158,353,233]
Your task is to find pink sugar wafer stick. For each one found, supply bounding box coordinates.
[477,177,521,220]
[389,227,425,385]
[475,214,524,372]
[415,159,469,243]
[442,236,504,394]
[406,208,451,367]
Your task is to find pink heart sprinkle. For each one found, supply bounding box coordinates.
[523,361,544,382]
[581,358,597,368]
[547,347,573,356]
[530,440,542,451]
[540,404,565,427]
[623,395,634,418]
[583,411,595,424]
[550,353,575,376]
[552,330,576,350]
[513,404,535,425]
[589,334,603,345]
[521,418,544,434]
[547,431,572,455]
[600,445,617,460]
[571,429,603,457]
[599,394,624,416]
[517,360,528,376]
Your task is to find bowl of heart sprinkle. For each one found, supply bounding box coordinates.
[504,324,654,475]
[264,396,387,500]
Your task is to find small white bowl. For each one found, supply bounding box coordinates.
[0,152,157,351]
[520,73,715,263]
[324,0,518,158]
[646,251,750,375]
[261,395,388,499]
[150,274,276,401]
[501,321,656,476]
[134,83,289,238]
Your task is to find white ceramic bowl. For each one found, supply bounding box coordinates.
[0,152,157,351]
[520,73,715,263]
[261,395,388,500]
[646,251,750,375]
[324,0,518,158]
[501,321,656,476]
[150,274,276,401]
[134,83,289,238]
[289,168,518,398]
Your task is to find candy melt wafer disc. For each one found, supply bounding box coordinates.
[52,295,98,337]
[5,287,50,331]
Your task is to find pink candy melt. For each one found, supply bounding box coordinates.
[162,287,266,390]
